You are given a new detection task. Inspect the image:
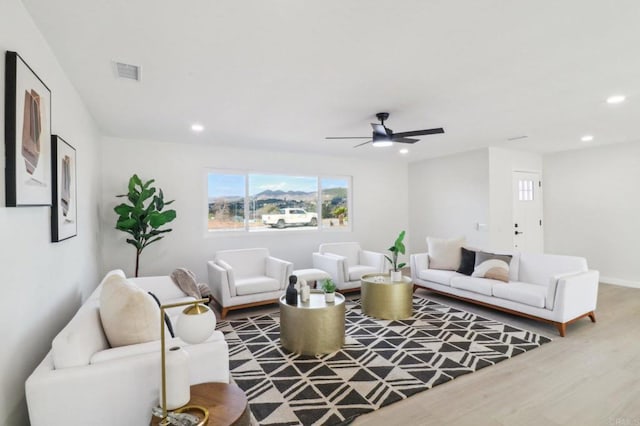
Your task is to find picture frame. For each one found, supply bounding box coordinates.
[4,51,52,207]
[51,135,77,242]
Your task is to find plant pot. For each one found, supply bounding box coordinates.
[390,270,403,282]
[325,292,335,303]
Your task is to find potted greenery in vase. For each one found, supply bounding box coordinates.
[321,278,337,303]
[386,230,406,282]
[114,174,177,277]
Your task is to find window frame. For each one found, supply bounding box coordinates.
[205,169,352,235]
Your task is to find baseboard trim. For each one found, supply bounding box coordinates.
[600,276,640,289]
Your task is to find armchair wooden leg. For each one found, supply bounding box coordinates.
[555,322,567,337]
[588,311,597,323]
[221,307,229,319]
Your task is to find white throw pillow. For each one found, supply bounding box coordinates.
[427,237,465,271]
[472,259,510,283]
[99,274,162,348]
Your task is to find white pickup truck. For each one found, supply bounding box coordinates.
[261,208,318,228]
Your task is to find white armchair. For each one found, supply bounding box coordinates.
[207,248,293,318]
[312,242,386,291]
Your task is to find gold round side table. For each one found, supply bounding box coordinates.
[279,290,345,356]
[361,273,413,320]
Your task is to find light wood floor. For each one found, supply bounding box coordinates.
[222,284,640,426]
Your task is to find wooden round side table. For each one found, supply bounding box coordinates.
[151,382,250,426]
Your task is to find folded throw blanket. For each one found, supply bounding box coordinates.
[170,268,201,299]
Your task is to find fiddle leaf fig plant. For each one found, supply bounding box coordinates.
[385,230,407,272]
[114,174,177,277]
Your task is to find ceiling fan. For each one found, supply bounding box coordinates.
[326,112,445,148]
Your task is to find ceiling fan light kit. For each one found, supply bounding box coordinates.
[326,112,444,148]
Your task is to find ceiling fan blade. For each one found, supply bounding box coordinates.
[371,123,388,136]
[353,140,372,148]
[326,136,371,139]
[392,128,445,138]
[392,137,420,144]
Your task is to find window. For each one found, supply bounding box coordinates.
[321,177,349,230]
[207,171,351,232]
[207,173,245,231]
[518,179,534,201]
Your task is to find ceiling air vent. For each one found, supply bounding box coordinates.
[114,62,141,81]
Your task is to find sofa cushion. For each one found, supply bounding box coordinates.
[235,276,280,296]
[51,300,110,369]
[427,236,465,270]
[215,248,269,279]
[99,274,162,348]
[456,247,476,276]
[475,250,520,281]
[492,281,547,308]
[320,242,360,267]
[518,252,588,287]
[450,276,494,296]
[349,265,379,281]
[472,259,510,283]
[417,268,459,286]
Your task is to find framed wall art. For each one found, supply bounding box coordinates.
[4,51,52,207]
[51,135,77,242]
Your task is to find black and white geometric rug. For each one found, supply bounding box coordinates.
[215,297,551,425]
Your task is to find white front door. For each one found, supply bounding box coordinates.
[512,171,543,252]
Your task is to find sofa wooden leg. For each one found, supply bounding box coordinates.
[588,311,597,323]
[221,307,229,319]
[555,322,567,337]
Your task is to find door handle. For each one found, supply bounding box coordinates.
[515,230,523,235]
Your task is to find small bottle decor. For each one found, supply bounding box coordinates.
[300,279,310,303]
[286,275,298,305]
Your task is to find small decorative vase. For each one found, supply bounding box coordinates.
[390,270,402,282]
[300,281,310,303]
[325,292,335,303]
[163,346,190,410]
[286,275,298,305]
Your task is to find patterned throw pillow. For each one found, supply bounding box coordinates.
[472,259,510,283]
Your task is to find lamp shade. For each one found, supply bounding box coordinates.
[372,133,393,147]
[175,303,216,344]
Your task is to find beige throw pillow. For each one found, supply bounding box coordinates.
[472,259,510,283]
[427,237,465,270]
[99,274,161,348]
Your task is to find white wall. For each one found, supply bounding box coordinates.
[0,1,101,424]
[408,149,490,254]
[488,147,543,251]
[543,141,640,287]
[99,137,409,281]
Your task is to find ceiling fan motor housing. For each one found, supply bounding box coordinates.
[376,112,390,123]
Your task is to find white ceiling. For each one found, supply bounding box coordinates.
[21,0,640,162]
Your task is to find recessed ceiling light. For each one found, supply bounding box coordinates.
[581,135,594,142]
[399,148,409,154]
[606,95,626,104]
[191,123,204,132]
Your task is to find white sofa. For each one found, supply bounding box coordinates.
[312,242,386,291]
[410,251,599,336]
[208,248,293,318]
[25,270,229,426]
